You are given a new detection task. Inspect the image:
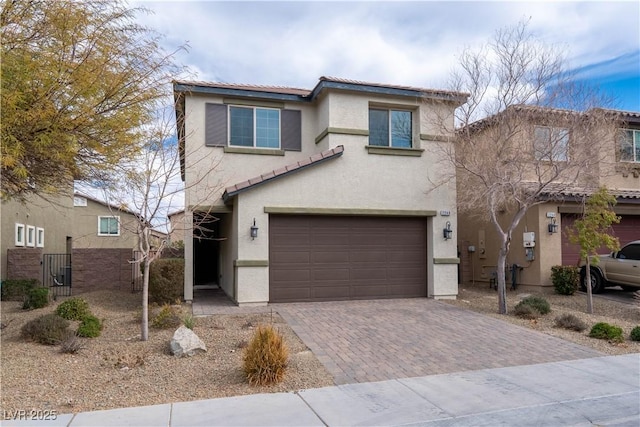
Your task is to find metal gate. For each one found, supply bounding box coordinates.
[43,253,72,297]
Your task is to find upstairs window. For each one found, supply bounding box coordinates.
[534,126,569,161]
[98,216,120,236]
[369,109,412,148]
[15,223,25,246]
[619,129,640,162]
[37,227,45,248]
[26,225,35,247]
[229,106,280,149]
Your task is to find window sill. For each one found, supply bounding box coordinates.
[365,145,424,157]
[224,146,285,156]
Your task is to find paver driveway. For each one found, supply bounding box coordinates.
[193,291,604,385]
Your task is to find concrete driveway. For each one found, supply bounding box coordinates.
[194,291,604,385]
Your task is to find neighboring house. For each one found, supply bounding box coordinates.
[1,191,166,291]
[174,76,467,305]
[457,108,640,292]
[1,193,74,281]
[168,209,186,245]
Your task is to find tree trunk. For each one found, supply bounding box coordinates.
[496,247,508,314]
[141,253,151,341]
[585,258,594,314]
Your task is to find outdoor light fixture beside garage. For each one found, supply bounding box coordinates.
[443,221,453,240]
[250,218,259,239]
[548,218,558,234]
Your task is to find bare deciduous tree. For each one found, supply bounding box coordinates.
[429,21,617,314]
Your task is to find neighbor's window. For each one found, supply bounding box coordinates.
[36,227,45,248]
[534,126,569,161]
[26,225,35,247]
[73,196,87,207]
[619,129,640,162]
[229,106,280,149]
[98,216,120,236]
[369,108,412,148]
[15,223,25,246]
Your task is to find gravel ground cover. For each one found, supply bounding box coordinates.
[2,286,638,415]
[1,290,333,415]
[443,285,640,356]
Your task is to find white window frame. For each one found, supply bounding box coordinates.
[368,108,414,148]
[228,105,281,149]
[26,225,36,247]
[15,223,25,246]
[98,216,120,236]
[36,227,45,248]
[534,126,569,161]
[619,128,640,163]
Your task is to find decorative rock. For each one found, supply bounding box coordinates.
[170,326,207,357]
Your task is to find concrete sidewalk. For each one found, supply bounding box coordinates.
[4,354,638,427]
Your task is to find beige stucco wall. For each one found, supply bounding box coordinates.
[72,198,138,249]
[1,194,73,280]
[183,88,461,304]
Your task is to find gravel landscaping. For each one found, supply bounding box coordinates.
[1,286,638,415]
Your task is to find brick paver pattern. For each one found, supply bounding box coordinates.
[194,292,603,385]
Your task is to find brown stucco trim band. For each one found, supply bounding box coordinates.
[420,133,451,142]
[315,127,368,144]
[365,146,424,157]
[223,98,285,109]
[433,258,460,264]
[223,147,285,156]
[264,207,437,216]
[234,260,269,267]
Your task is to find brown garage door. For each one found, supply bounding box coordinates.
[561,214,640,265]
[269,215,427,302]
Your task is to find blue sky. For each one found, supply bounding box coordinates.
[134,0,640,112]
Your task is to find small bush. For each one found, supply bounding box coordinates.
[554,314,587,332]
[149,258,184,304]
[21,314,72,345]
[513,303,538,319]
[22,287,50,310]
[1,279,39,301]
[589,322,624,342]
[629,326,640,342]
[515,295,551,316]
[551,266,580,295]
[243,324,289,386]
[150,304,182,329]
[56,298,91,320]
[60,335,85,354]
[182,313,196,330]
[77,315,103,338]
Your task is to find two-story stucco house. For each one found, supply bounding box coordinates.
[457,108,640,292]
[174,77,468,305]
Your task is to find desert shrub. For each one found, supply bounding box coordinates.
[629,326,640,342]
[56,298,91,320]
[21,313,72,345]
[77,315,103,338]
[243,324,289,386]
[149,258,184,304]
[1,279,39,301]
[589,322,623,341]
[150,304,182,329]
[513,303,538,319]
[554,314,587,332]
[60,335,85,354]
[550,266,580,295]
[182,313,196,330]
[22,287,50,310]
[515,295,551,316]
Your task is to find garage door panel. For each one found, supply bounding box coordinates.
[270,215,427,302]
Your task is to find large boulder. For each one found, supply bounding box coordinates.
[170,326,206,357]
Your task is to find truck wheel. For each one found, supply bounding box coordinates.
[580,268,604,294]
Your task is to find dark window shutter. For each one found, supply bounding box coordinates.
[281,109,301,151]
[205,103,227,147]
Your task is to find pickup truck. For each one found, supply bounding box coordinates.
[580,240,640,293]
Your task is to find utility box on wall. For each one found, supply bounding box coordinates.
[523,232,536,247]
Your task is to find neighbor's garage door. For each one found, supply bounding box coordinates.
[562,214,640,265]
[269,215,427,302]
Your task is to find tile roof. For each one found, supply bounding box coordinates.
[222,146,345,203]
[173,80,311,96]
[529,183,640,201]
[318,76,468,99]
